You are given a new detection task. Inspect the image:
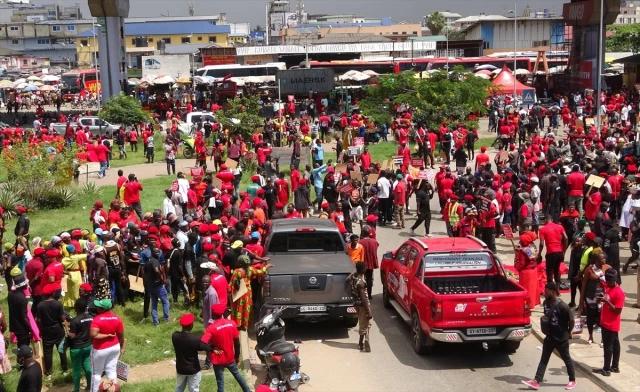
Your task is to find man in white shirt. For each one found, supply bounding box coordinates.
[176,172,190,216]
[163,189,177,218]
[377,172,392,225]
[176,221,190,249]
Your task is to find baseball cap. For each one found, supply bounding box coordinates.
[231,240,243,249]
[179,313,195,327]
[544,282,559,295]
[12,345,33,359]
[94,298,113,310]
[211,303,226,316]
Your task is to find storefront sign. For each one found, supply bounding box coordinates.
[243,54,276,65]
[236,41,437,56]
[202,55,237,66]
[562,0,595,25]
[567,60,594,90]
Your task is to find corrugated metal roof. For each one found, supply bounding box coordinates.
[286,33,391,45]
[125,21,230,36]
[163,43,220,54]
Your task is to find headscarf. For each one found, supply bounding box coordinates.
[520,231,537,247]
[238,255,251,268]
[32,236,42,249]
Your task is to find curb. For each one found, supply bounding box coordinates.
[529,311,638,392]
[239,329,257,385]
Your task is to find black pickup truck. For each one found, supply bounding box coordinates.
[260,218,358,327]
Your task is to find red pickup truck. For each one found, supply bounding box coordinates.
[380,236,532,355]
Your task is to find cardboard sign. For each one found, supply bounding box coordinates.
[585,174,606,188]
[347,146,362,156]
[426,169,436,182]
[367,174,379,185]
[350,171,362,182]
[478,196,491,212]
[392,155,403,166]
[585,118,594,126]
[353,137,365,147]
[117,361,130,382]
[502,225,514,239]
[417,170,429,180]
[411,158,424,168]
[576,119,584,129]
[381,160,389,170]
[224,158,238,169]
[335,163,347,174]
[211,177,222,189]
[128,275,145,293]
[338,183,354,194]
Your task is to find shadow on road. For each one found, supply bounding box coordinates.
[370,293,516,371]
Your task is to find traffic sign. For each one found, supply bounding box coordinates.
[522,89,536,105]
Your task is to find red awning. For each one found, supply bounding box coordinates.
[491,65,530,95]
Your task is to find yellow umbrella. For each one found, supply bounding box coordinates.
[176,75,191,84]
[31,81,44,86]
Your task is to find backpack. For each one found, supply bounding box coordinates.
[540,300,559,336]
[106,245,120,268]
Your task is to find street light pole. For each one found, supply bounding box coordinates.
[93,20,101,111]
[595,0,604,135]
[513,3,517,102]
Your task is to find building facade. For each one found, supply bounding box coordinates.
[463,16,566,52]
[614,1,639,24]
[281,17,422,43]
[9,4,83,22]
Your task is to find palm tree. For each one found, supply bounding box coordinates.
[427,12,446,36]
[254,24,265,32]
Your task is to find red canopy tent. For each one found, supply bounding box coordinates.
[491,65,530,95]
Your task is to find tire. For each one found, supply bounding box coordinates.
[382,275,392,309]
[343,316,358,328]
[183,146,194,159]
[411,312,434,355]
[500,341,521,353]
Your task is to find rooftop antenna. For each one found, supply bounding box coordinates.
[188,0,194,16]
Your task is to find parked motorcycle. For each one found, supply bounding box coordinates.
[255,307,310,392]
[181,137,195,159]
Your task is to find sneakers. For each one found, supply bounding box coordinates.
[521,380,540,390]
[565,381,577,390]
[594,368,611,377]
[409,228,415,236]
[364,339,371,353]
[425,234,434,238]
[611,368,620,373]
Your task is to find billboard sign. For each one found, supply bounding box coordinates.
[562,0,594,25]
[276,69,335,95]
[202,55,237,66]
[141,54,190,79]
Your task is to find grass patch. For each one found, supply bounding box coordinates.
[118,373,243,392]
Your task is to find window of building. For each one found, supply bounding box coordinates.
[401,31,406,35]
[412,31,418,35]
[52,25,61,32]
[197,36,202,41]
[181,37,191,43]
[162,37,171,44]
[10,26,19,31]
[148,38,153,42]
[67,25,75,31]
[23,59,28,65]
[131,38,136,45]
[49,10,55,15]
[11,40,19,45]
[69,13,77,18]
[392,32,398,35]
[80,39,88,46]
[209,36,217,42]
[37,39,50,45]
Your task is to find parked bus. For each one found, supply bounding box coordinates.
[60,69,100,101]
[195,63,286,78]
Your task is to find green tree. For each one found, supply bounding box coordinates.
[606,24,640,53]
[254,24,265,32]
[427,12,446,36]
[215,96,263,139]
[445,28,466,41]
[360,68,491,130]
[99,93,150,126]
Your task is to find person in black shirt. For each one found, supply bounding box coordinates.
[8,274,32,346]
[14,345,42,392]
[522,282,576,390]
[172,313,212,391]
[14,206,30,249]
[409,181,434,237]
[68,298,93,392]
[168,238,189,304]
[36,283,68,376]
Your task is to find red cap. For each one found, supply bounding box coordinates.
[480,146,487,152]
[220,216,229,223]
[209,224,219,233]
[211,303,226,316]
[190,221,201,228]
[464,195,475,201]
[94,201,103,208]
[45,249,60,258]
[220,164,227,170]
[251,175,259,182]
[160,225,170,234]
[366,214,377,223]
[275,202,284,209]
[299,178,307,185]
[148,234,160,243]
[256,189,265,195]
[148,226,159,234]
[449,194,458,200]
[16,206,26,213]
[502,183,510,190]
[72,230,82,237]
[321,202,329,208]
[327,166,335,173]
[33,247,45,256]
[203,243,215,251]
[179,313,195,327]
[80,283,93,292]
[585,232,596,241]
[211,234,222,241]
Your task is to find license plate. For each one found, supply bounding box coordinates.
[467,327,496,335]
[300,305,326,312]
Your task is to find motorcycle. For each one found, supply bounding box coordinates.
[255,307,310,392]
[181,137,196,159]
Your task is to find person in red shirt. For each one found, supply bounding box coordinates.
[318,112,330,140]
[201,303,251,392]
[475,146,490,171]
[360,146,372,170]
[597,268,624,376]
[274,172,289,205]
[566,166,585,217]
[393,174,406,229]
[538,215,568,286]
[122,173,144,219]
[43,249,64,286]
[25,247,45,316]
[330,203,347,234]
[290,164,300,192]
[478,191,499,252]
[89,298,125,391]
[128,129,138,152]
[397,143,410,169]
[88,141,110,178]
[584,188,602,222]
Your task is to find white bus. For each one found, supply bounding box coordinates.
[195,62,286,78]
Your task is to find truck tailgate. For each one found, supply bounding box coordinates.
[268,272,352,304]
[438,291,528,329]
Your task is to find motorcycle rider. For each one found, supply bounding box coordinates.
[349,262,372,352]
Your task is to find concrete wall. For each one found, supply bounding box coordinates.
[466,19,559,50]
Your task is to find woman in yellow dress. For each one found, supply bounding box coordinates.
[61,244,87,308]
